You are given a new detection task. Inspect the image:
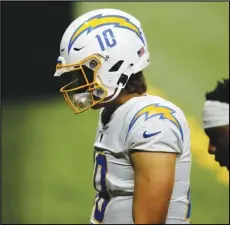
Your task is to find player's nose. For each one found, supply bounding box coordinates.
[208,143,216,155]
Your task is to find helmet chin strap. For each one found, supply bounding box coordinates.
[102,82,124,103]
[73,82,123,109]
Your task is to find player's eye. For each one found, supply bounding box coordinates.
[82,65,94,83]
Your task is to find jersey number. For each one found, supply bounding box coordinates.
[96,29,117,51]
[93,152,110,223]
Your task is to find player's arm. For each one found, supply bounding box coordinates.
[131,151,177,224]
[126,108,183,224]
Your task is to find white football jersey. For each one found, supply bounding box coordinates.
[90,94,191,224]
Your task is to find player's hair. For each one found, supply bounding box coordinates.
[124,71,147,94]
[205,78,229,104]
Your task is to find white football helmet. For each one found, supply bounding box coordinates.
[54,8,150,114]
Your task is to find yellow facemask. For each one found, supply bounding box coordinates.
[55,54,108,114]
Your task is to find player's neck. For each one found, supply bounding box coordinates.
[116,92,145,106]
[107,92,144,111]
[102,93,145,126]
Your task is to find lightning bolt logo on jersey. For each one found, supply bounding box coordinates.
[128,103,184,141]
[68,14,145,53]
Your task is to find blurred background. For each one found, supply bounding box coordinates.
[1,1,229,224]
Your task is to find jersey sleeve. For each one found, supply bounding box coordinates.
[125,105,184,154]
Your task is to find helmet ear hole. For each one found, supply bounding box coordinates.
[109,60,124,72]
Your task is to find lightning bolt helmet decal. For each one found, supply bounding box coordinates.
[68,14,145,54]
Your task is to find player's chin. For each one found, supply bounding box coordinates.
[92,97,108,109]
[215,156,229,170]
[92,103,104,110]
[218,161,229,170]
[220,161,229,170]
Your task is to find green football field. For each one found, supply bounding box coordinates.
[2,2,229,224]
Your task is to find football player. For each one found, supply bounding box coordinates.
[203,79,229,170]
[54,8,192,224]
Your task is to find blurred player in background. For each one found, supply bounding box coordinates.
[203,79,229,171]
[54,8,192,224]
